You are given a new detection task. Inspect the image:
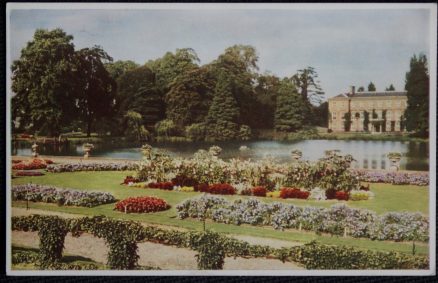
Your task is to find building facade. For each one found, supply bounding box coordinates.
[328,87,408,133]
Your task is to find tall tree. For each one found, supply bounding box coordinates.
[368,82,376,91]
[274,78,306,132]
[74,46,116,136]
[357,86,365,92]
[253,73,281,129]
[205,72,240,140]
[385,84,395,91]
[11,28,77,136]
[291,67,325,124]
[209,45,259,127]
[165,66,215,128]
[117,66,164,129]
[146,48,200,94]
[404,54,429,137]
[313,101,329,127]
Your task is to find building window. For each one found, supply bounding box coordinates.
[332,112,336,119]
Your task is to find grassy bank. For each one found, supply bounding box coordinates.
[11,171,429,255]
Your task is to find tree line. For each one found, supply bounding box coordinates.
[11,28,328,141]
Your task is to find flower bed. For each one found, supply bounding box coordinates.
[353,170,429,186]
[199,183,236,195]
[240,186,267,197]
[12,159,49,170]
[15,171,45,177]
[114,196,170,213]
[46,162,139,173]
[12,184,116,207]
[279,188,310,199]
[349,190,374,201]
[148,182,174,190]
[176,195,429,241]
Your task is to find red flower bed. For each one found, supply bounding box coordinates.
[121,175,140,185]
[200,183,236,195]
[15,171,45,177]
[251,186,267,197]
[240,188,252,196]
[148,182,174,190]
[44,159,54,164]
[279,188,310,199]
[335,191,349,201]
[12,160,23,164]
[12,159,48,170]
[114,196,170,213]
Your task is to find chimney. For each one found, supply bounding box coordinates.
[350,86,355,95]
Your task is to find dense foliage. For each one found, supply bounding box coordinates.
[12,184,116,207]
[176,195,429,241]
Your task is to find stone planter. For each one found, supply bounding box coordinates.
[387,152,402,171]
[82,143,94,159]
[31,143,39,158]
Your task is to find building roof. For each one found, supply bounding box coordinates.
[350,91,407,98]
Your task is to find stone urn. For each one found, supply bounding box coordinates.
[291,149,302,161]
[31,142,39,158]
[387,152,402,171]
[82,143,94,159]
[239,145,249,151]
[141,144,153,158]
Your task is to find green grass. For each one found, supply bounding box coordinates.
[11,171,430,256]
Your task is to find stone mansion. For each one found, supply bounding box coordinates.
[328,86,408,133]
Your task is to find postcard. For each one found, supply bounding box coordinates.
[6,2,437,276]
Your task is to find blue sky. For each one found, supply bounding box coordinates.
[9,7,431,99]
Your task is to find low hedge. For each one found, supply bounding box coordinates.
[11,215,429,270]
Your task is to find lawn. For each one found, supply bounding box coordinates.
[11,171,430,255]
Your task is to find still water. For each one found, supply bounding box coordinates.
[12,140,429,171]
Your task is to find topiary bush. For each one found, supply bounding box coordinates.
[188,230,226,270]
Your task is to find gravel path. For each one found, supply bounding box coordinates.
[11,208,304,270]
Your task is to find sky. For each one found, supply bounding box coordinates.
[8,5,432,99]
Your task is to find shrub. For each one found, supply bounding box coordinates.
[325,188,337,199]
[335,191,349,201]
[47,162,139,173]
[12,184,116,207]
[251,186,267,197]
[280,188,310,199]
[200,183,236,195]
[240,188,252,196]
[188,230,225,270]
[114,196,170,213]
[15,171,45,177]
[148,182,174,190]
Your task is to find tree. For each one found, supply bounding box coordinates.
[74,46,116,136]
[343,112,352,132]
[404,54,429,137]
[105,60,139,81]
[274,78,306,132]
[124,111,149,141]
[313,102,329,127]
[385,84,395,91]
[368,82,376,91]
[253,73,281,129]
[363,111,370,131]
[209,45,259,127]
[146,48,200,94]
[11,28,77,136]
[117,66,164,130]
[291,67,325,125]
[205,72,240,140]
[165,66,215,128]
[357,86,365,92]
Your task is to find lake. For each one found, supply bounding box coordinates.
[12,139,429,171]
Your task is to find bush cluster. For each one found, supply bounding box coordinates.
[279,188,310,199]
[12,184,116,207]
[114,196,170,213]
[176,195,429,241]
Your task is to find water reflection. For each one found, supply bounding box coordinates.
[11,139,429,171]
